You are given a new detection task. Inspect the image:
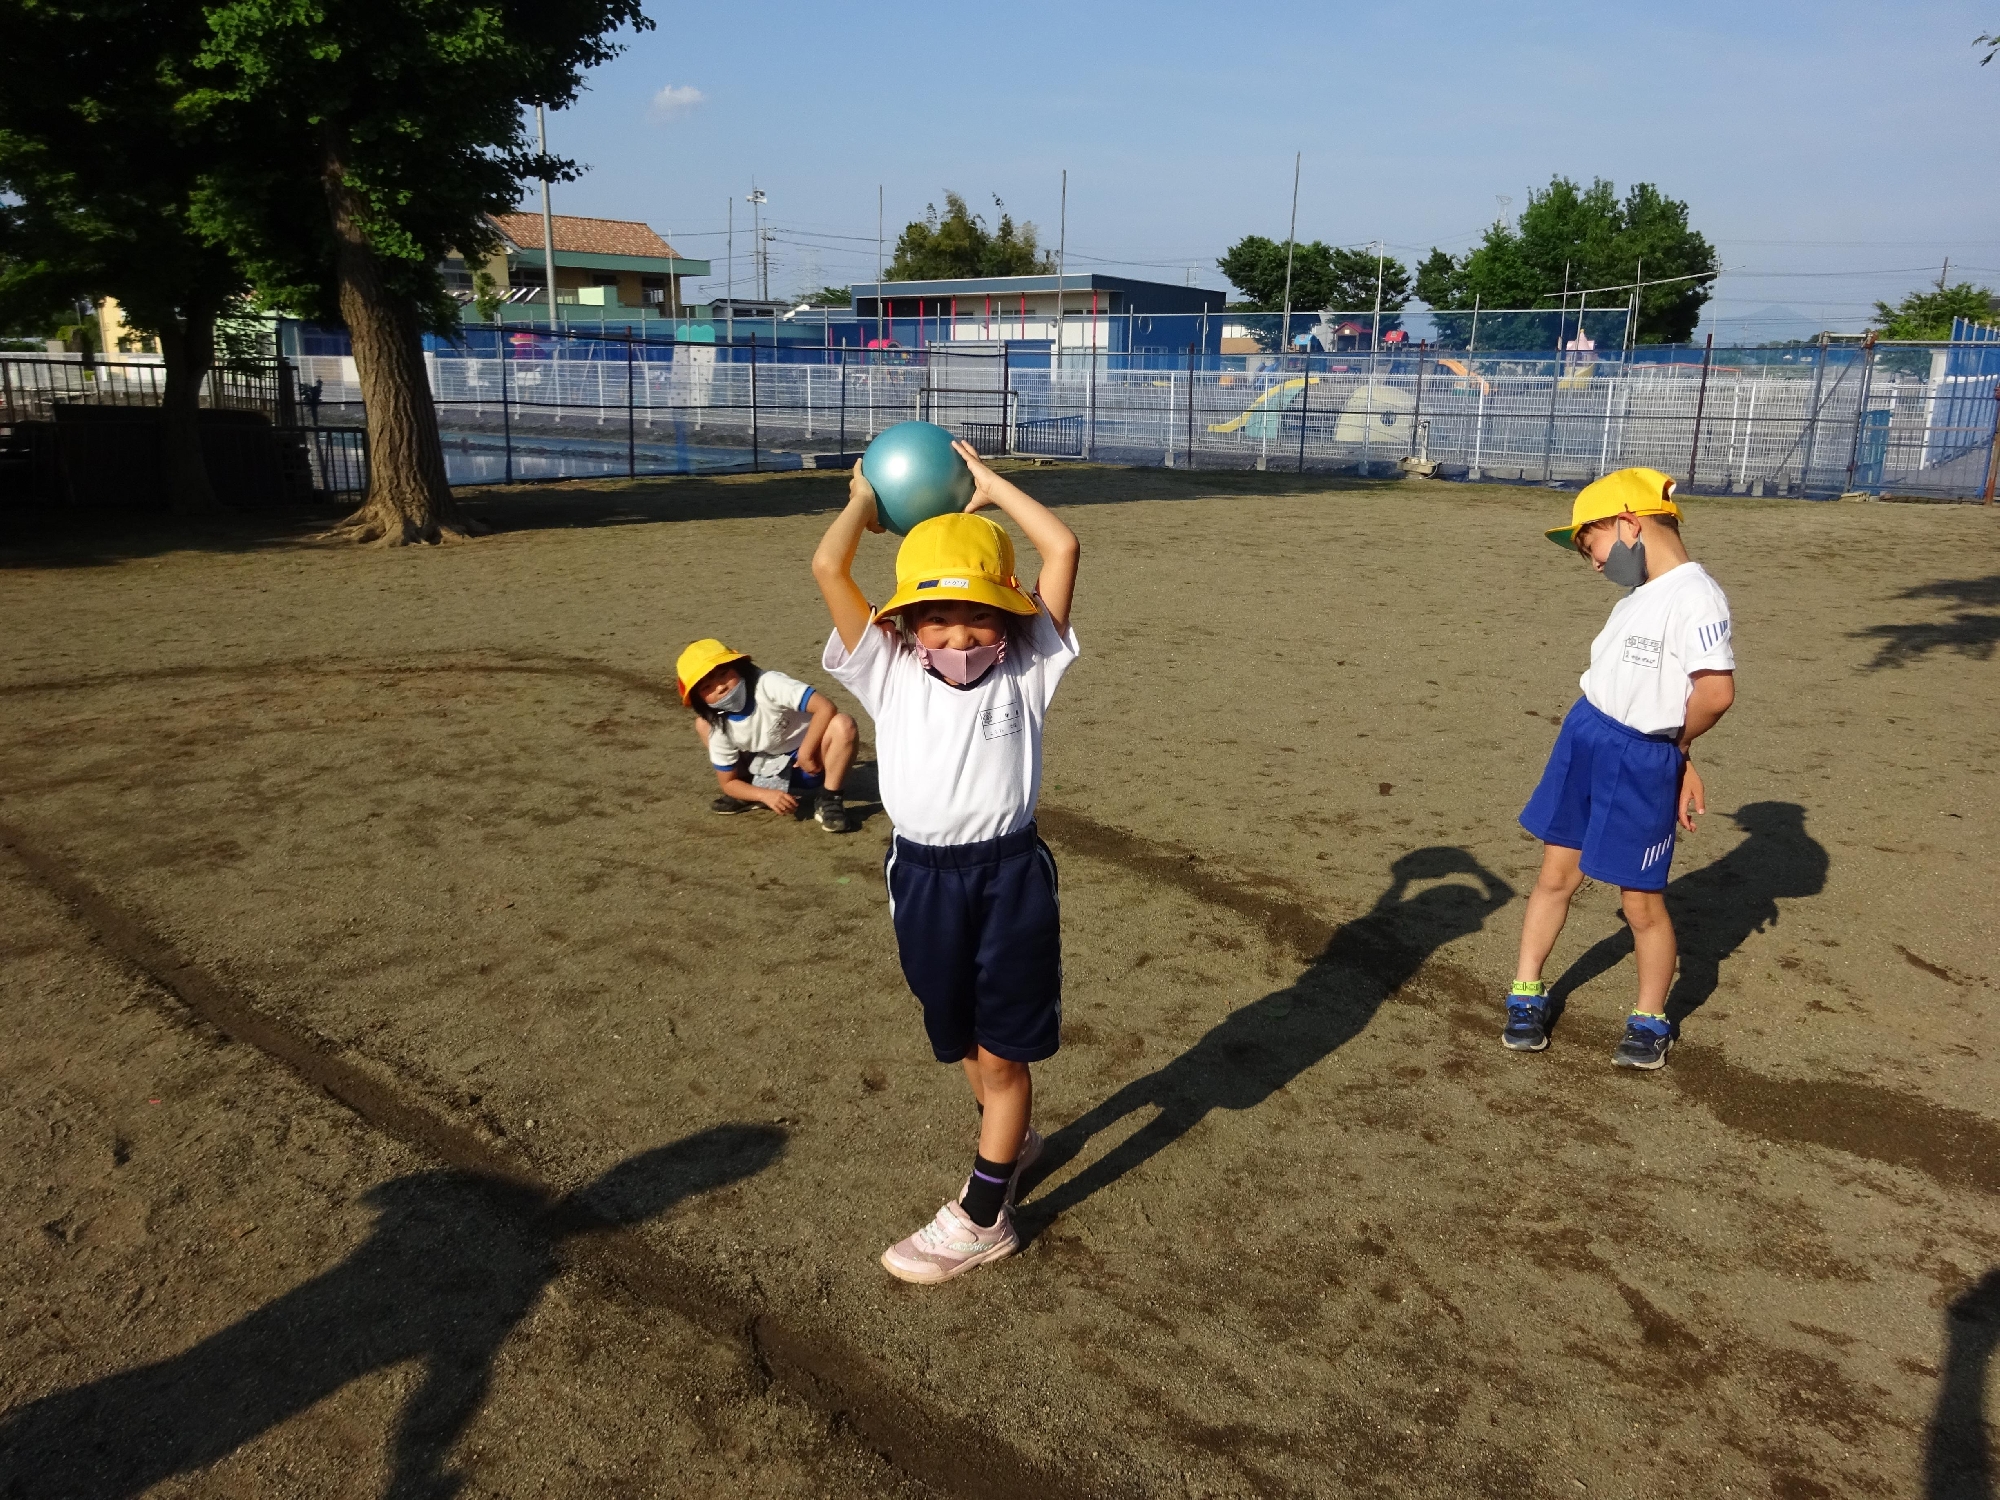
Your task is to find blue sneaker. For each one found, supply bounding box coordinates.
[1612,1014,1672,1070]
[1502,992,1550,1052]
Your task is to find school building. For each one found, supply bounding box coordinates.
[842,274,1227,356]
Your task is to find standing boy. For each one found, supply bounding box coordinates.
[1505,467,1736,1069]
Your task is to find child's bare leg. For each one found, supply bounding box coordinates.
[820,712,857,793]
[1620,888,1676,1014]
[1516,843,1585,982]
[961,1045,1030,1161]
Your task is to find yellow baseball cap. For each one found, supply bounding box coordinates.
[675,637,747,703]
[1546,467,1682,549]
[877,513,1038,619]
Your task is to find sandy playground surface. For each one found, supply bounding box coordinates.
[0,465,1996,1499]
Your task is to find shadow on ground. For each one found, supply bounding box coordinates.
[1928,1267,2000,1500]
[0,1124,784,1498]
[1022,846,1512,1230]
[1547,801,1829,1033]
[1854,574,2000,669]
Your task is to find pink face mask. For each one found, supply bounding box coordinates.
[917,638,1006,684]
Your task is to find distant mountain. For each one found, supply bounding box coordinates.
[1697,304,1851,346]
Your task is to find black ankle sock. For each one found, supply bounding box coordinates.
[961,1152,1014,1227]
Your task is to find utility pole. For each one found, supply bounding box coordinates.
[1278,152,1300,361]
[536,105,560,331]
[876,185,884,346]
[747,186,768,301]
[1053,169,1067,366]
[1371,239,1384,353]
[725,197,734,345]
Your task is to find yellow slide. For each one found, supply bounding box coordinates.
[1208,376,1324,434]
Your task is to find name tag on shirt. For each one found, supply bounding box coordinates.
[1620,634,1663,671]
[980,700,1023,740]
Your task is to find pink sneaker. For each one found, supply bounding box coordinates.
[958,1126,1044,1209]
[880,1199,1020,1284]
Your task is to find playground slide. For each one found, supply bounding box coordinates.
[1207,376,1323,434]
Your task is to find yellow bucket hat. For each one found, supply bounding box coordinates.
[878,513,1038,618]
[1546,467,1682,549]
[675,637,748,703]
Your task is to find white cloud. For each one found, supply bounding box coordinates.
[649,84,705,121]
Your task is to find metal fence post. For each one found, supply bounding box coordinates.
[626,333,636,478]
[1185,342,1197,469]
[1844,333,1878,494]
[1408,342,1427,457]
[500,327,513,484]
[1296,350,1312,472]
[749,333,759,473]
[1086,342,1096,461]
[839,349,847,458]
[1686,333,1715,492]
[1799,332,1829,492]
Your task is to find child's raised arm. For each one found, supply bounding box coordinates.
[812,465,884,652]
[951,441,1079,633]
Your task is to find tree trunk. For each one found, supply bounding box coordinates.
[321,146,470,544]
[155,312,221,516]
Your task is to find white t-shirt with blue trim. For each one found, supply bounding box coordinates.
[824,599,1079,847]
[706,669,816,785]
[1581,561,1735,735]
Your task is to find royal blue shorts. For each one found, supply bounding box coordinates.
[884,824,1062,1064]
[1520,697,1685,891]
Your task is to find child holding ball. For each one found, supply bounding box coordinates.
[1505,467,1736,1070]
[676,639,858,833]
[813,442,1079,1284]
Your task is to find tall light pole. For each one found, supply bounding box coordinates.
[747,187,768,301]
[1053,169,1067,364]
[1278,152,1300,360]
[876,184,884,346]
[536,105,560,330]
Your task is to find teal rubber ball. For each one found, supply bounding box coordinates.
[860,421,974,535]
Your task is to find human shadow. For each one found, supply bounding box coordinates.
[1546,802,1829,1032]
[1854,574,2000,669]
[0,1123,784,1498]
[1023,847,1513,1228]
[1927,1268,2000,1500]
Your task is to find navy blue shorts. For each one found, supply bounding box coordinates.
[884,824,1062,1064]
[1520,697,1685,891]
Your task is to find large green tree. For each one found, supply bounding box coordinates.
[1216,236,1411,316]
[1871,282,1996,340]
[886,193,1050,280]
[1415,177,1717,348]
[187,0,648,543]
[0,0,247,513]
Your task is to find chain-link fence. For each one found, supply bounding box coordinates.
[282,329,2000,500]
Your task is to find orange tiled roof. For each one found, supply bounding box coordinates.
[487,212,681,260]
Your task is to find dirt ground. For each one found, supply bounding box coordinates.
[0,466,1996,1500]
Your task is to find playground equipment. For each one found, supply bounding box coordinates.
[1207,376,1325,439]
[860,420,974,534]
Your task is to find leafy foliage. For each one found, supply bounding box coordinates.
[886,194,1051,280]
[799,285,852,308]
[1216,237,1411,317]
[1870,282,1997,340]
[1415,177,1717,347]
[184,0,651,333]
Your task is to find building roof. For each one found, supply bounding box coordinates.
[488,212,684,261]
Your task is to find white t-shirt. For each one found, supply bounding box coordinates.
[1581,561,1735,735]
[707,669,816,784]
[824,600,1079,846]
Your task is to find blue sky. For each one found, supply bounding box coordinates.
[536,0,2000,340]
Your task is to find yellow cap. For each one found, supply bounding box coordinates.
[877,513,1038,619]
[1546,467,1682,549]
[675,637,748,703]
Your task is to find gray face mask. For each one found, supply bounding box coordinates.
[1601,534,1648,589]
[713,678,749,714]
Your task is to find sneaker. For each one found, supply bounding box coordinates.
[1502,993,1550,1052]
[1612,1015,1673,1070]
[880,1199,1019,1285]
[958,1126,1044,1210]
[711,795,758,815]
[814,791,850,834]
